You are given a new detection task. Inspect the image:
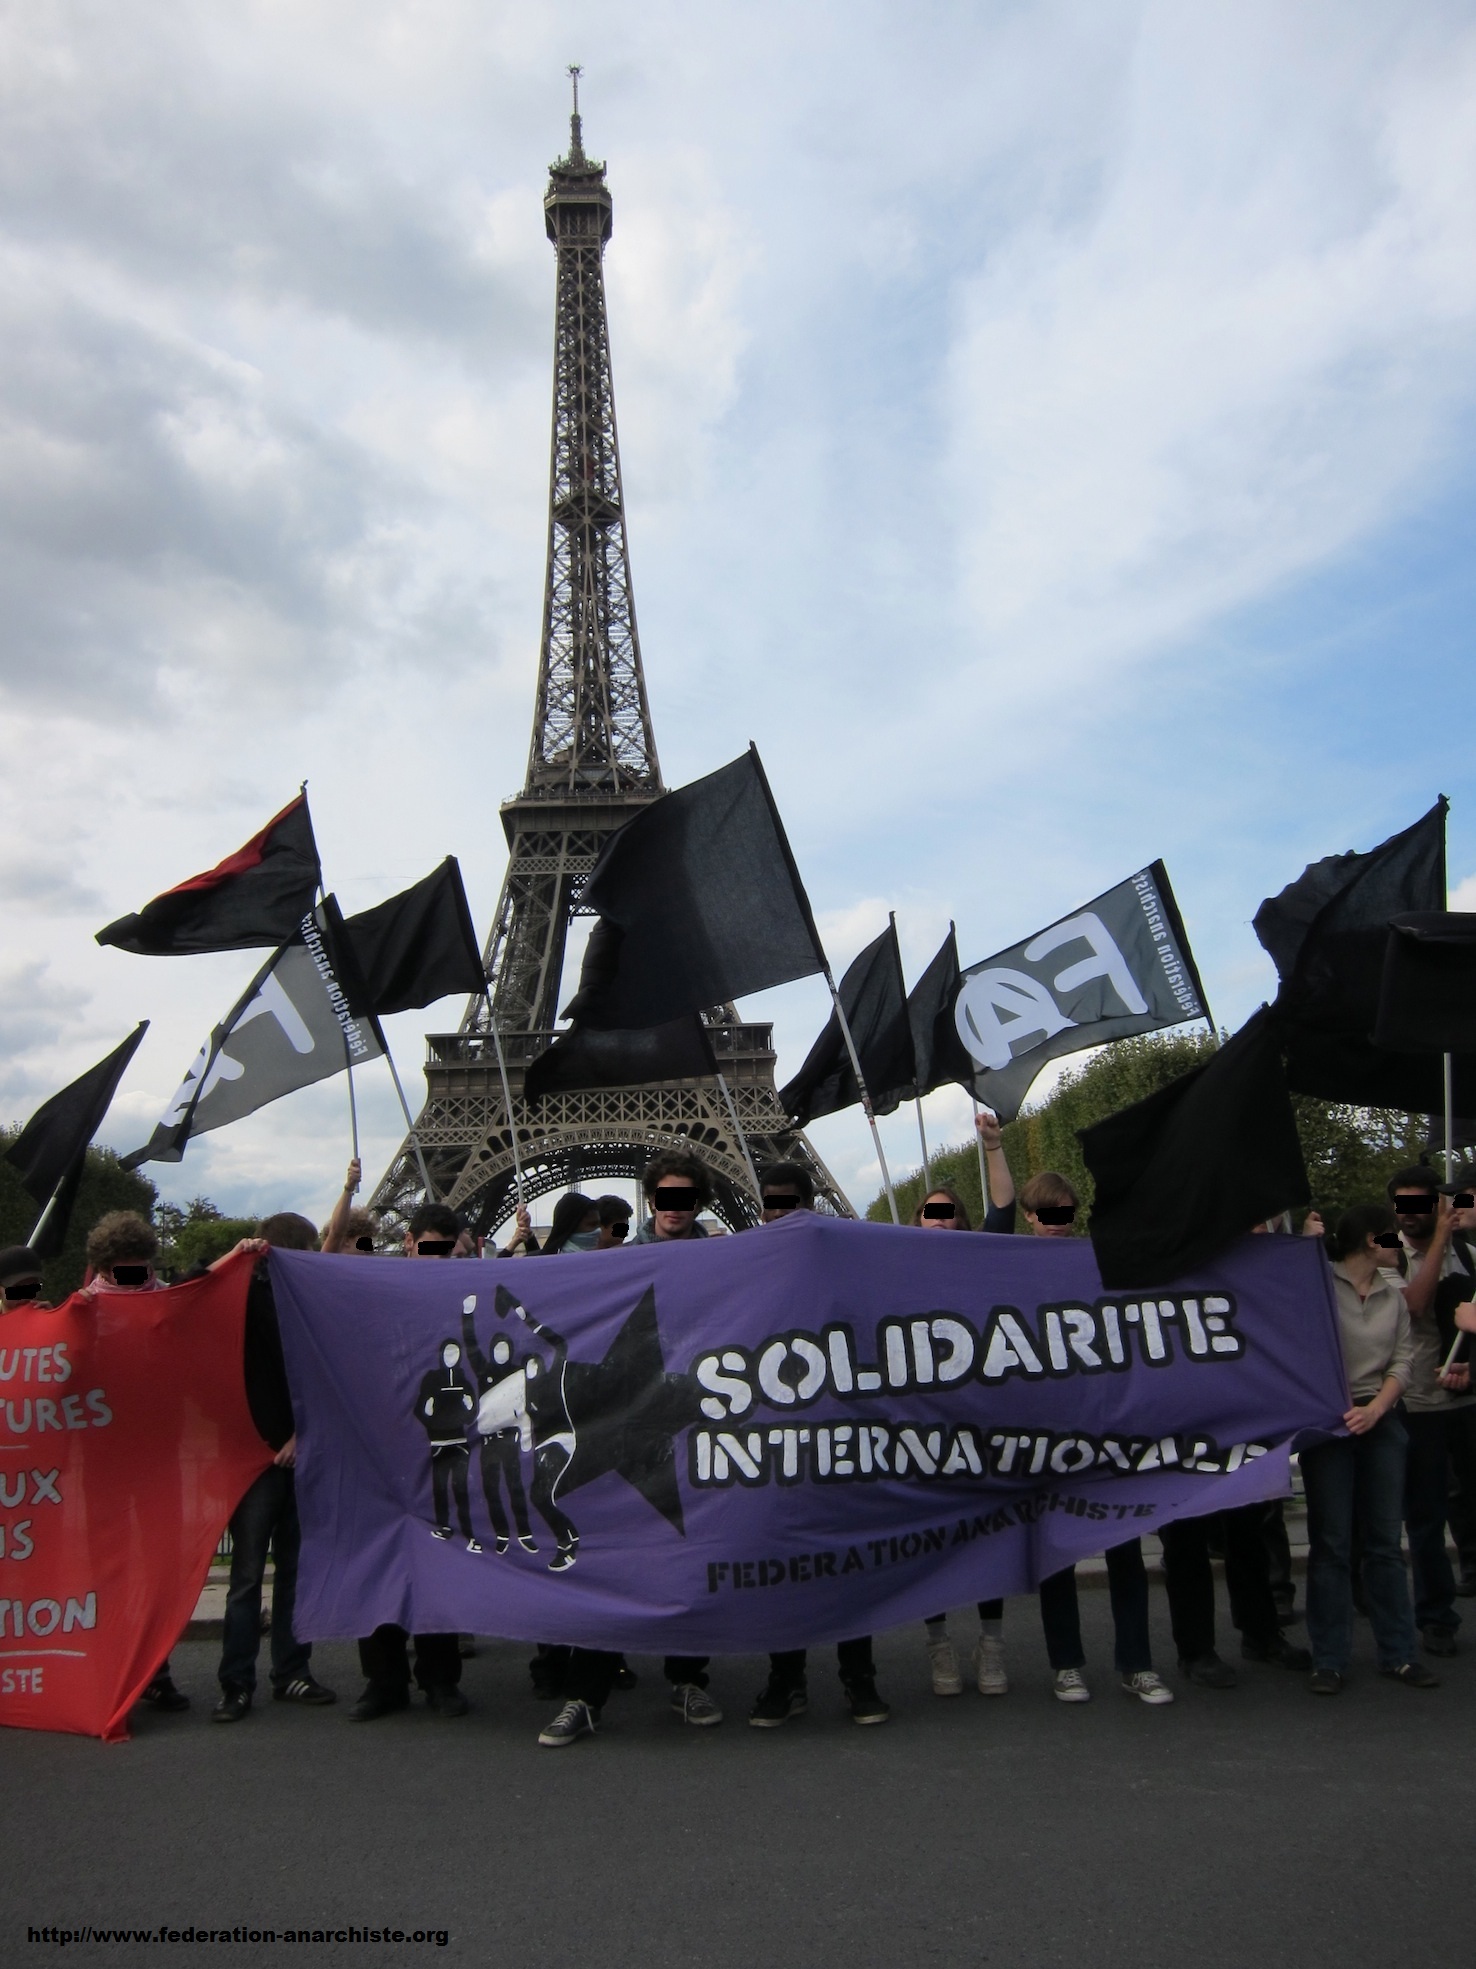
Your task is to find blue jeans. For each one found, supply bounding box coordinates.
[218,1465,312,1695]
[1302,1411,1416,1673]
[1039,1540,1153,1675]
[1404,1410,1460,1635]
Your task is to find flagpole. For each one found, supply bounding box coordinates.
[27,1182,65,1252]
[343,1038,361,1164]
[973,1099,989,1212]
[915,1095,932,1189]
[1445,1051,1455,1181]
[716,1070,764,1211]
[484,994,525,1208]
[824,965,899,1224]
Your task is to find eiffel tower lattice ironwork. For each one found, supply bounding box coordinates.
[371,83,851,1233]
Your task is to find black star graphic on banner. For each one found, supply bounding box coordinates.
[561,1287,702,1534]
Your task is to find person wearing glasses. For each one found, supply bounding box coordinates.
[1385,1169,1476,1655]
[1302,1202,1436,1693]
[747,1163,892,1730]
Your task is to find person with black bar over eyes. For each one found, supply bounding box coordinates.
[1387,1166,1476,1636]
[747,1164,891,1730]
[0,1245,49,1313]
[348,1202,471,1723]
[922,1162,1175,1708]
[1301,1202,1439,1694]
[539,1152,725,1747]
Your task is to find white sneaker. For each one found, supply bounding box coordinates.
[975,1634,1008,1696]
[927,1632,963,1696]
[1121,1670,1175,1706]
[1053,1668,1091,1703]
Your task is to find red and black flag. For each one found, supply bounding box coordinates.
[96,793,321,956]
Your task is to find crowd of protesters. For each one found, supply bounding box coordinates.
[2,1111,1473,1747]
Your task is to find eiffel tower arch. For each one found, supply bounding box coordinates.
[372,85,851,1234]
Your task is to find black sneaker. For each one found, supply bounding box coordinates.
[843,1677,890,1725]
[1241,1636,1312,1670]
[538,1699,598,1747]
[425,1684,469,1718]
[347,1685,410,1722]
[1420,1626,1458,1658]
[212,1688,251,1723]
[1180,1651,1237,1689]
[1381,1661,1440,1689]
[749,1679,808,1728]
[1308,1668,1344,1695]
[139,1675,190,1712]
[272,1675,336,1706]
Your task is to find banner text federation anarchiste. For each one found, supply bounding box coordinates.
[271,1217,1348,1655]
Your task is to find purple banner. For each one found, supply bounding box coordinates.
[271,1217,1348,1653]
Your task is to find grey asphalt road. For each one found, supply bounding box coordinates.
[3,1585,1472,1969]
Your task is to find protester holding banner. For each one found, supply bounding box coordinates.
[211,1213,336,1722]
[1301,1204,1434,1693]
[1387,1170,1476,1656]
[750,1164,891,1729]
[0,1244,48,1311]
[538,1153,725,1746]
[349,1203,469,1723]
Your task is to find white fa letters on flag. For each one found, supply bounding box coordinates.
[948,866,1207,1120]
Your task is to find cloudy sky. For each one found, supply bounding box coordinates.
[4,0,1476,1225]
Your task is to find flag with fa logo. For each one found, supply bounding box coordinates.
[945,864,1210,1119]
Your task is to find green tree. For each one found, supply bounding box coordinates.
[866,1030,1434,1234]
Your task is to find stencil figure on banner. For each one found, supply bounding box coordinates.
[748,1162,890,1733]
[1385,1169,1476,1655]
[271,1179,1350,1704]
[0,1218,272,1741]
[349,1202,470,1725]
[206,1214,337,1724]
[537,1151,727,1748]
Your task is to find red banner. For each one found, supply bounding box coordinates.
[0,1252,271,1741]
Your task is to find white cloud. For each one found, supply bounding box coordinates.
[4,0,1476,1222]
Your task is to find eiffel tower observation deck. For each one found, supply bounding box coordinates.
[372,79,851,1233]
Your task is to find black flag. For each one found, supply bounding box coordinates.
[524,1015,718,1106]
[96,792,322,956]
[907,926,964,1098]
[1254,799,1446,1031]
[780,919,915,1125]
[327,858,486,1018]
[1254,800,1472,1111]
[1079,1007,1310,1288]
[563,748,826,1030]
[1374,914,1476,1055]
[3,1024,150,1257]
[125,910,383,1166]
[948,862,1209,1121]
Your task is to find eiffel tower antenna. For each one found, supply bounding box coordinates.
[372,87,852,1234]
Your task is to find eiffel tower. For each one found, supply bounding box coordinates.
[371,79,851,1234]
